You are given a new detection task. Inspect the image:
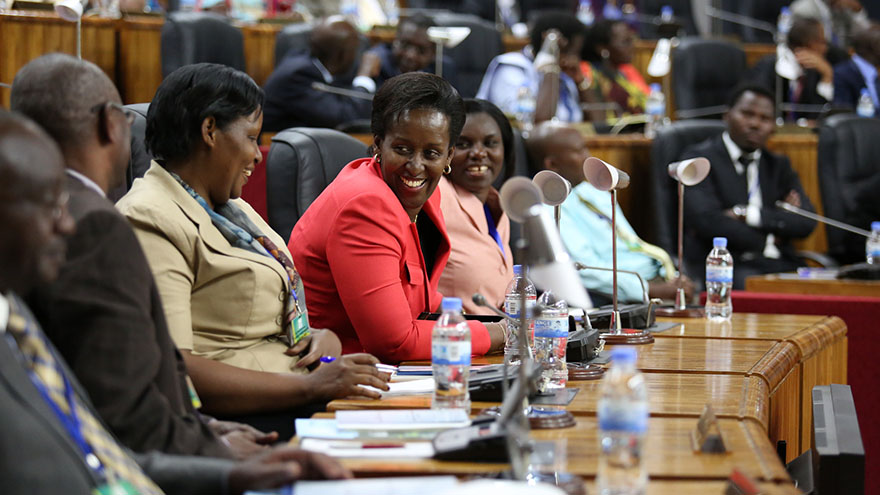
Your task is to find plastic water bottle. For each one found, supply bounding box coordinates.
[867,221,880,264]
[660,5,674,23]
[777,7,793,42]
[504,264,537,365]
[705,237,734,320]
[515,85,536,134]
[857,89,875,118]
[577,0,595,25]
[432,298,471,411]
[534,290,569,391]
[597,347,648,495]
[644,83,665,138]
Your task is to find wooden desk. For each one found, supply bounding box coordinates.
[746,273,880,298]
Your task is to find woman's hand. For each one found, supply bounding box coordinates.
[305,353,391,401]
[287,328,343,369]
[486,322,507,354]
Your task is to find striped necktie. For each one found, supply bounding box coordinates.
[5,300,164,495]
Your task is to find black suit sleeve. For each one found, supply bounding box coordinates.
[36,209,230,458]
[757,155,817,240]
[133,451,233,495]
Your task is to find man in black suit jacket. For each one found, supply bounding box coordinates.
[679,85,817,288]
[12,54,274,459]
[833,23,880,115]
[0,111,350,494]
[368,14,458,90]
[747,16,835,120]
[263,17,378,132]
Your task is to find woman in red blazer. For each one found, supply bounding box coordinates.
[290,73,506,363]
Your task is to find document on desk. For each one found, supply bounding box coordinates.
[358,377,435,397]
[299,438,435,458]
[245,475,460,495]
[336,409,471,430]
[294,418,439,441]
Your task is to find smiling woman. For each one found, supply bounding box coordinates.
[290,73,507,363]
[116,63,390,419]
[438,99,515,315]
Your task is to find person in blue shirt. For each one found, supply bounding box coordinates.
[833,23,880,115]
[526,121,695,304]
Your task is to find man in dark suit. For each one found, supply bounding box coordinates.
[679,85,817,289]
[12,54,274,458]
[0,111,350,494]
[832,22,880,114]
[747,16,835,120]
[263,16,379,132]
[368,14,458,90]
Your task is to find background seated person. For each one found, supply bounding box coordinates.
[581,18,649,123]
[262,16,380,132]
[833,22,880,115]
[526,121,693,305]
[14,53,269,459]
[290,73,506,363]
[747,16,834,121]
[117,64,389,422]
[477,11,590,124]
[369,13,458,90]
[679,85,817,289]
[438,99,515,315]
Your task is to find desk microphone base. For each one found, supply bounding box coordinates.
[655,305,706,318]
[601,328,654,345]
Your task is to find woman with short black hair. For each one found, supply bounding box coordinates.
[290,73,506,363]
[118,63,389,419]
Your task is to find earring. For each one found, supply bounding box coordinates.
[373,153,381,164]
[601,49,610,59]
[443,163,452,175]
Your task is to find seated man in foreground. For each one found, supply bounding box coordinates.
[679,84,816,289]
[526,121,694,304]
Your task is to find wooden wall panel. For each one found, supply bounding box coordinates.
[117,16,163,104]
[242,24,279,87]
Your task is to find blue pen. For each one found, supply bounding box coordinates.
[320,356,336,363]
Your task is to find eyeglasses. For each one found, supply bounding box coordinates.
[91,102,137,126]
[51,190,70,222]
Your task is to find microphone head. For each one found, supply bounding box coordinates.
[472,293,488,307]
[667,157,711,186]
[583,157,629,191]
[427,26,471,48]
[647,38,672,77]
[54,0,83,21]
[532,170,571,206]
[775,43,800,81]
[500,176,543,223]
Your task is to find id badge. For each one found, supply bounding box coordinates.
[288,312,310,345]
[93,480,139,495]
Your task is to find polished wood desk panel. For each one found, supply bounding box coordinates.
[0,11,117,108]
[652,313,840,341]
[626,480,802,495]
[329,372,769,427]
[304,416,790,482]
[117,15,164,104]
[746,273,880,297]
[608,337,774,375]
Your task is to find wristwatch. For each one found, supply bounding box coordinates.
[732,204,747,221]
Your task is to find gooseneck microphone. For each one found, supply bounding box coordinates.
[775,201,872,237]
[472,293,519,327]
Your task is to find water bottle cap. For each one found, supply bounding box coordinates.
[861,88,870,96]
[441,297,462,312]
[713,237,728,248]
[872,221,880,231]
[650,83,661,92]
[611,347,637,364]
[513,264,523,275]
[661,5,673,15]
[780,6,790,15]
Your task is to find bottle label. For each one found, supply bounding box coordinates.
[504,296,536,318]
[535,316,568,338]
[432,341,472,366]
[598,400,648,433]
[705,266,733,283]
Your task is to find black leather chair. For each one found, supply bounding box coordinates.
[109,103,152,202]
[817,113,880,264]
[671,37,746,119]
[266,128,368,242]
[160,12,245,77]
[650,120,727,257]
[431,13,503,98]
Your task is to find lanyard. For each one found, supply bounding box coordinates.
[3,329,105,481]
[483,203,505,255]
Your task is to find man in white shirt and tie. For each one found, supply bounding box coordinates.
[678,84,818,289]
